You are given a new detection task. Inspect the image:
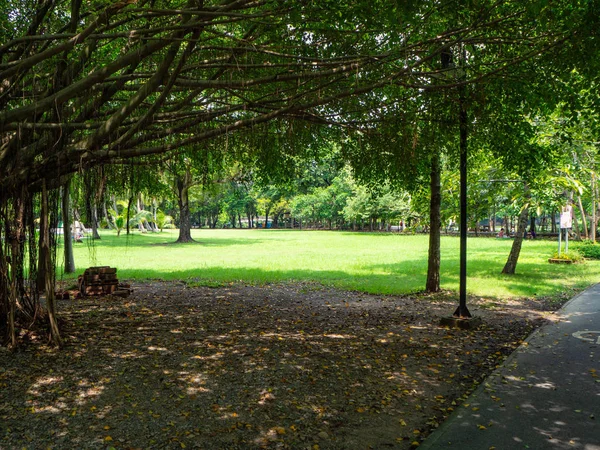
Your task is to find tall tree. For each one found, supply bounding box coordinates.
[62,177,75,274]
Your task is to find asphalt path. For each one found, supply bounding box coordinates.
[421,283,600,450]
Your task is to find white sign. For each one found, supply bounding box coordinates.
[560,205,573,229]
[572,331,600,344]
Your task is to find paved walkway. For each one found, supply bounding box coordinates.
[421,284,600,450]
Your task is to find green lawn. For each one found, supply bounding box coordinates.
[59,229,600,300]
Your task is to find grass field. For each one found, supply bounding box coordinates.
[59,229,600,300]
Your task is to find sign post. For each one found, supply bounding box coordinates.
[559,205,573,256]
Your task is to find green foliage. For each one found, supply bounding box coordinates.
[129,210,152,229]
[576,241,600,259]
[551,250,584,263]
[155,210,174,231]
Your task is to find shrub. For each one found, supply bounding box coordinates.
[551,249,584,263]
[577,240,600,260]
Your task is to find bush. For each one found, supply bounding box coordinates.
[551,249,585,263]
[577,240,600,260]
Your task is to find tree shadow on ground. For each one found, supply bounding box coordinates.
[0,282,548,449]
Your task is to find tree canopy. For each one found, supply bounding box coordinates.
[2,0,597,195]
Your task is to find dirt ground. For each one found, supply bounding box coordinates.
[0,281,568,449]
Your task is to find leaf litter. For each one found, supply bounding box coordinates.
[0,281,560,449]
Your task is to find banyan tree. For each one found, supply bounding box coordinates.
[0,0,596,347]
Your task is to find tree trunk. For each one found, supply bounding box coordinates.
[152,200,158,232]
[62,178,76,273]
[572,211,581,241]
[577,195,588,240]
[7,188,26,348]
[41,182,62,347]
[137,195,147,233]
[567,192,580,241]
[36,196,49,292]
[126,195,133,235]
[91,202,101,239]
[103,201,115,230]
[591,173,597,242]
[426,151,441,293]
[502,198,529,275]
[176,169,194,243]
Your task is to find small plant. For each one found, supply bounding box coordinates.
[576,240,600,260]
[550,249,584,263]
[155,210,174,231]
[186,279,226,288]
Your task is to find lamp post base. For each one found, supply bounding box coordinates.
[439,316,482,330]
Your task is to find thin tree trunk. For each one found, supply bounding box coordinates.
[8,188,26,348]
[62,177,76,273]
[568,192,580,241]
[426,151,441,293]
[596,182,600,243]
[502,193,529,275]
[577,195,588,240]
[572,211,581,241]
[37,195,49,292]
[153,201,158,232]
[592,173,597,242]
[126,195,133,235]
[103,201,115,230]
[176,169,194,243]
[91,202,101,239]
[137,195,147,233]
[41,181,62,347]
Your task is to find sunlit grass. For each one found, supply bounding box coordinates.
[57,229,600,300]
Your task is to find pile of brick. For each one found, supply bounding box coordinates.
[78,266,131,297]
